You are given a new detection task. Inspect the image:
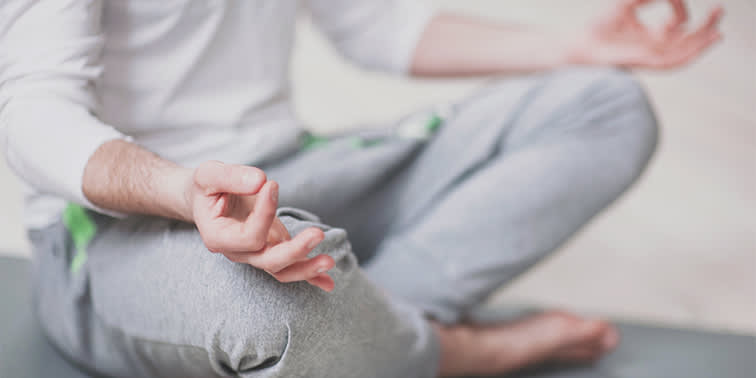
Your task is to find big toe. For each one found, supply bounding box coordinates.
[542,312,618,350]
[551,318,619,362]
[600,324,620,351]
[567,319,609,347]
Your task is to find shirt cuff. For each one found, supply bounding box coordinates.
[387,3,437,75]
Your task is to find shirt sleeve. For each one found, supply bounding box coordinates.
[0,0,128,210]
[304,0,436,74]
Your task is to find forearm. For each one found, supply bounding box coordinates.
[410,12,587,77]
[82,139,194,222]
[81,137,335,290]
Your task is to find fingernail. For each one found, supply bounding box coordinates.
[243,171,261,187]
[316,266,328,274]
[307,234,321,250]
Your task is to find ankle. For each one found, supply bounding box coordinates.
[433,323,477,377]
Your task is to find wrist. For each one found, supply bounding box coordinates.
[160,166,195,223]
[564,32,595,66]
[180,167,196,223]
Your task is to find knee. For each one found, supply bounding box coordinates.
[599,68,658,178]
[207,213,363,374]
[559,67,659,173]
[263,272,436,377]
[218,266,436,377]
[87,213,434,377]
[568,67,657,137]
[211,210,436,377]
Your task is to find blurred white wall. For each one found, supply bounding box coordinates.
[1,0,754,333]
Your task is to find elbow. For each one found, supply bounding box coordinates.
[328,28,424,75]
[0,95,125,206]
[331,41,403,73]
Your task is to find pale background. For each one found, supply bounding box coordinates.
[1,0,754,334]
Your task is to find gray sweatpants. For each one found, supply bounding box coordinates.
[29,68,658,378]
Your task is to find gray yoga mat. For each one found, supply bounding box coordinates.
[1,255,754,378]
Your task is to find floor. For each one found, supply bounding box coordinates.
[1,0,754,335]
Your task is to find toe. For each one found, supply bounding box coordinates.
[553,346,603,363]
[600,325,621,351]
[568,318,608,346]
[541,312,619,354]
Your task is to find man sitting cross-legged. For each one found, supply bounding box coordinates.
[1,0,721,376]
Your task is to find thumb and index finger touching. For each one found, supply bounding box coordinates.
[194,161,290,247]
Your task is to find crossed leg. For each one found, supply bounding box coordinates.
[268,67,658,374]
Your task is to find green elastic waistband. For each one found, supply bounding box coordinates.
[62,203,96,274]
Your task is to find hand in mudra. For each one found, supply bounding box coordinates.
[185,161,335,292]
[577,0,723,69]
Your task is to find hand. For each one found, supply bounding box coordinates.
[574,0,723,69]
[184,161,336,292]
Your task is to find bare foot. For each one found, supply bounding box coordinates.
[435,310,620,377]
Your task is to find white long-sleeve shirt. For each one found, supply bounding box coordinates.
[0,0,434,229]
